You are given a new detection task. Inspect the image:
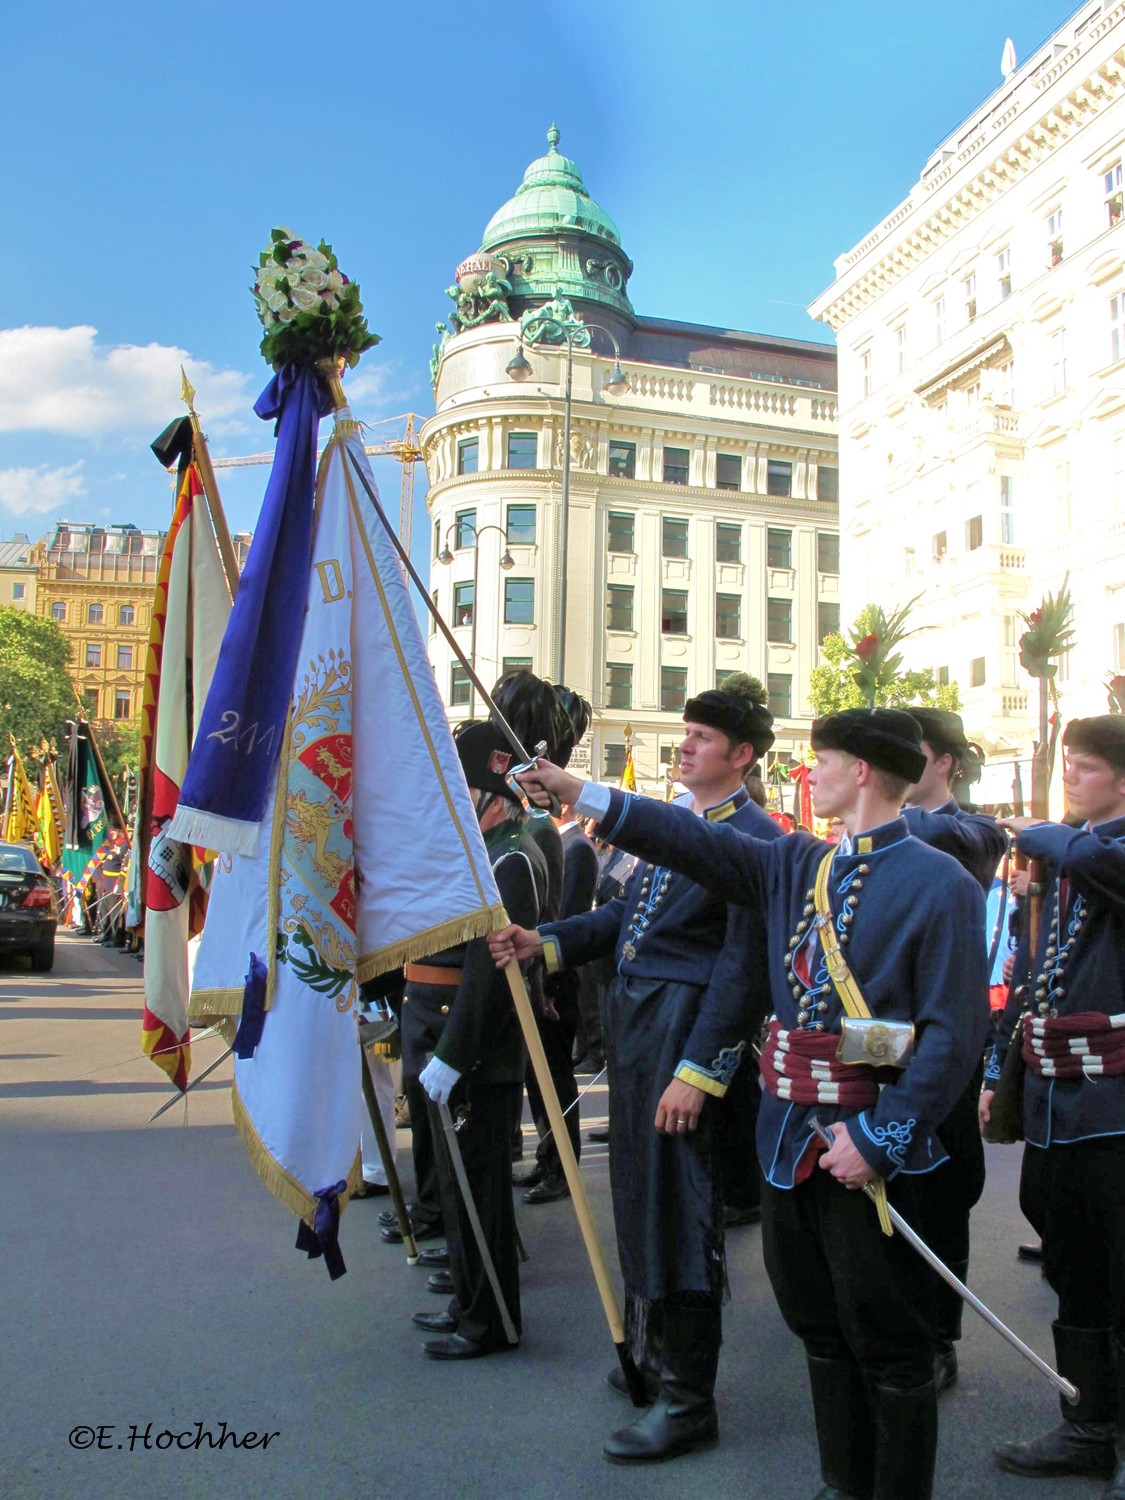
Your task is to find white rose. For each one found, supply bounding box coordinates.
[277,304,297,323]
[320,293,339,313]
[302,267,328,290]
[306,250,329,271]
[325,269,344,292]
[259,309,278,327]
[292,285,320,311]
[266,290,288,313]
[285,268,303,288]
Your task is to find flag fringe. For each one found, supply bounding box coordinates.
[232,1083,362,1227]
[188,987,245,1021]
[167,805,260,857]
[354,904,510,984]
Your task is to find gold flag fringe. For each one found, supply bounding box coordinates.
[188,987,245,1021]
[354,903,510,985]
[232,1083,362,1227]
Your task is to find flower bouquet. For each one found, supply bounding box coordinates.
[252,228,380,372]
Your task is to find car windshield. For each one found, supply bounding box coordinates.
[0,845,39,874]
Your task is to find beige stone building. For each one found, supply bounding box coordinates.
[810,3,1125,798]
[422,128,839,786]
[0,535,38,614]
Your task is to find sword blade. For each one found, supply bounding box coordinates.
[808,1116,1078,1402]
[536,1064,607,1148]
[147,1045,233,1122]
[436,1098,519,1345]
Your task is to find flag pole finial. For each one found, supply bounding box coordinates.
[180,366,197,414]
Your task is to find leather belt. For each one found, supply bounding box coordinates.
[405,963,463,987]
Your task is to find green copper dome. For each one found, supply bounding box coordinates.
[480,125,622,251]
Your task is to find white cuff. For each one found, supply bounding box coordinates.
[574,781,612,822]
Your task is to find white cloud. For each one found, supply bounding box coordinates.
[0,460,86,516]
[0,326,255,437]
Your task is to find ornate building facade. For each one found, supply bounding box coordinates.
[810,2,1125,796]
[422,128,839,786]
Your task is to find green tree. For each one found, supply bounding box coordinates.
[809,624,961,717]
[0,607,75,753]
[92,717,142,795]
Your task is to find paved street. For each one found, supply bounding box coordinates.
[0,931,1103,1499]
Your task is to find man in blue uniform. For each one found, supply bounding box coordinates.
[490,677,780,1463]
[500,708,989,1500]
[983,717,1125,1495]
[904,708,1006,1393]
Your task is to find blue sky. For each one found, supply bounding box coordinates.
[0,0,1072,565]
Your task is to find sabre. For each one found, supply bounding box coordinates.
[147,1044,233,1122]
[808,1116,1078,1402]
[436,1098,519,1346]
[535,1064,607,1148]
[358,1033,418,1265]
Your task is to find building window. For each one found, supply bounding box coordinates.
[450,663,471,706]
[116,645,132,670]
[966,514,983,551]
[662,516,689,558]
[659,741,677,766]
[51,602,65,622]
[715,523,741,563]
[503,578,534,625]
[767,528,792,569]
[454,509,476,549]
[964,272,977,323]
[604,742,627,778]
[936,665,950,686]
[85,643,101,668]
[1107,162,1124,227]
[607,584,634,632]
[767,597,792,644]
[817,532,840,574]
[662,446,690,485]
[817,467,839,504]
[662,589,689,634]
[608,511,635,553]
[608,440,636,479]
[88,603,104,624]
[456,438,478,475]
[1049,328,1067,394]
[767,459,792,497]
[1000,476,1016,545]
[661,666,688,713]
[114,690,131,720]
[1111,292,1125,364]
[933,530,948,562]
[861,348,872,398]
[934,296,946,345]
[1047,208,1064,266]
[506,432,537,469]
[119,603,135,625]
[715,594,741,638]
[84,688,99,717]
[970,656,986,688]
[767,673,792,718]
[433,518,441,557]
[818,602,840,643]
[505,503,536,544]
[997,246,1012,300]
[606,664,632,710]
[11,582,24,601]
[430,588,438,635]
[1114,622,1125,673]
[715,453,741,491]
[502,656,532,675]
[715,670,736,689]
[454,581,475,627]
[895,323,907,375]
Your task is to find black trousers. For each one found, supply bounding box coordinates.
[762,1169,935,1390]
[1020,1135,1125,1335]
[427,1079,522,1347]
[713,1058,762,1213]
[525,977,580,1174]
[917,1059,986,1343]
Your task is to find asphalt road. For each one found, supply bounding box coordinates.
[0,932,1103,1499]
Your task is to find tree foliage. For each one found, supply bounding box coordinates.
[92,718,141,794]
[0,607,75,754]
[809,628,961,716]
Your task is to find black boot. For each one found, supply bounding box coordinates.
[995,1323,1116,1479]
[806,1352,874,1499]
[1104,1335,1125,1500]
[607,1293,660,1403]
[603,1301,720,1463]
[933,1256,967,1395]
[871,1378,937,1500]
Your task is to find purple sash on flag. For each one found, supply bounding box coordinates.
[168,365,332,855]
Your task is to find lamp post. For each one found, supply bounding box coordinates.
[438,520,515,717]
[506,319,628,685]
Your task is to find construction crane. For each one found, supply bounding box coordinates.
[211,413,425,543]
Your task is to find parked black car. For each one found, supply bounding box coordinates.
[0,842,57,971]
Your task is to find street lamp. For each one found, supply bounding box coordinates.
[438,520,514,717]
[507,317,628,685]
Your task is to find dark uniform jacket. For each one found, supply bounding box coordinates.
[541,786,782,1097]
[591,790,989,1183]
[902,799,1007,895]
[988,814,1125,1146]
[401,818,548,1087]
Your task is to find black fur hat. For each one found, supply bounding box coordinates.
[683,673,775,755]
[811,709,926,782]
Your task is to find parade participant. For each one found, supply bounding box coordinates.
[499,708,988,1499]
[904,708,1006,1393]
[489,677,780,1464]
[983,717,1125,1493]
[405,721,549,1359]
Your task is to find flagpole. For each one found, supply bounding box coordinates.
[180,368,242,601]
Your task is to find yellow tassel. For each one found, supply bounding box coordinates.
[872,1179,894,1237]
[354,904,509,985]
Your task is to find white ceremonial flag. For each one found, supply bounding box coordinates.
[190,404,503,1232]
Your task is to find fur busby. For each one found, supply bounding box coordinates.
[684,673,775,755]
[490,669,590,769]
[811,708,927,783]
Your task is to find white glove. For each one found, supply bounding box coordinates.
[419,1055,461,1105]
